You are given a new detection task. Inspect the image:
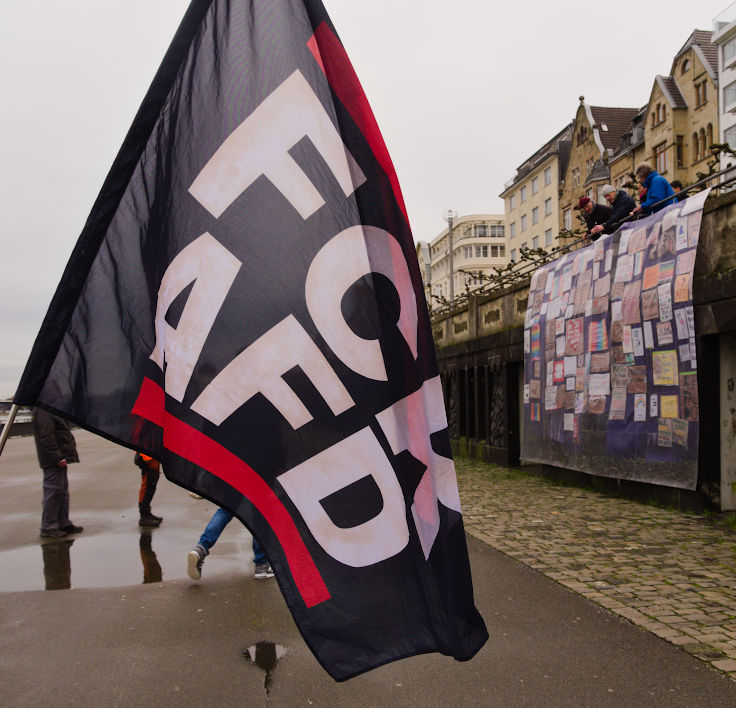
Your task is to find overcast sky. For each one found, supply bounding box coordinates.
[0,0,731,397]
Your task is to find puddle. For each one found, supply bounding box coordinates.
[243,642,288,696]
[0,528,255,592]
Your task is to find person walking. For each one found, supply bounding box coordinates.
[187,507,273,580]
[32,408,84,538]
[134,452,163,527]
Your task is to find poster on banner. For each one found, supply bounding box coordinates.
[521,191,709,490]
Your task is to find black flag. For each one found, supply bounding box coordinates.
[15,0,487,680]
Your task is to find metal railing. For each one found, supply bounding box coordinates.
[428,167,736,320]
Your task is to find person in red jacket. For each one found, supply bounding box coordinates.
[135,453,163,527]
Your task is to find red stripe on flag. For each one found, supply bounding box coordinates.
[132,377,330,608]
[307,23,410,226]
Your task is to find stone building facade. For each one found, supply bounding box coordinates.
[499,123,571,264]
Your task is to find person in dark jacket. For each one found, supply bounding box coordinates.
[632,164,675,215]
[32,408,84,538]
[589,184,636,237]
[578,196,611,241]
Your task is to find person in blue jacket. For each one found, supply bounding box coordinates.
[632,164,675,215]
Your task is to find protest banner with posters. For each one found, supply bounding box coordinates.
[12,0,487,681]
[521,189,709,490]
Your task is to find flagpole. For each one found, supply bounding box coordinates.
[0,404,19,458]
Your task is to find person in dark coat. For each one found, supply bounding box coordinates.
[32,408,84,538]
[578,196,611,241]
[589,184,636,237]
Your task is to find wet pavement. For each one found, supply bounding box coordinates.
[2,430,736,705]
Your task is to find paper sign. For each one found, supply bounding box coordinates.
[658,417,673,447]
[650,394,658,418]
[589,373,611,396]
[657,282,673,322]
[631,327,644,357]
[634,394,647,421]
[588,320,609,351]
[674,308,689,340]
[565,317,585,355]
[642,289,659,320]
[614,253,634,283]
[609,387,627,420]
[660,395,679,419]
[643,320,654,349]
[656,321,673,346]
[673,418,689,447]
[652,350,678,386]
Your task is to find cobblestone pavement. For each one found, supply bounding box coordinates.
[456,459,736,680]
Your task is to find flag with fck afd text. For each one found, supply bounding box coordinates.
[14,0,488,680]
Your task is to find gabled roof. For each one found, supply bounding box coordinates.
[583,159,610,187]
[672,29,719,78]
[589,106,641,151]
[656,75,688,109]
[499,122,572,195]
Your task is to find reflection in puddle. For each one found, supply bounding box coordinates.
[243,642,287,695]
[0,528,252,593]
[139,529,162,583]
[41,539,73,590]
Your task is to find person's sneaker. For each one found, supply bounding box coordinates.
[139,513,161,527]
[254,562,274,579]
[40,529,67,538]
[147,513,163,522]
[61,524,84,533]
[187,546,206,580]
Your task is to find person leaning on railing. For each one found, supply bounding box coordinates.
[589,184,636,238]
[630,163,675,216]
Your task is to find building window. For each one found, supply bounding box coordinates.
[510,222,516,238]
[725,79,736,109]
[545,228,553,246]
[654,142,667,174]
[520,186,527,203]
[700,128,706,160]
[491,245,505,257]
[463,246,473,258]
[676,135,684,167]
[692,131,699,162]
[532,236,539,249]
[725,124,736,150]
[563,208,571,230]
[521,241,528,251]
[544,166,552,186]
[475,245,488,257]
[531,176,539,195]
[521,214,527,231]
[544,197,552,216]
[572,167,580,186]
[509,194,516,210]
[475,224,488,238]
[532,207,539,225]
[695,81,708,107]
[490,224,504,237]
[725,36,736,66]
[681,57,690,73]
[510,249,517,263]
[707,123,713,153]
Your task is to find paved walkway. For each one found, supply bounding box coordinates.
[457,459,736,680]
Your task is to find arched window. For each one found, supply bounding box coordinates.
[700,128,706,160]
[681,58,690,73]
[692,132,699,162]
[707,123,713,152]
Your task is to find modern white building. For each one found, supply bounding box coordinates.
[713,3,736,172]
[416,214,506,307]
